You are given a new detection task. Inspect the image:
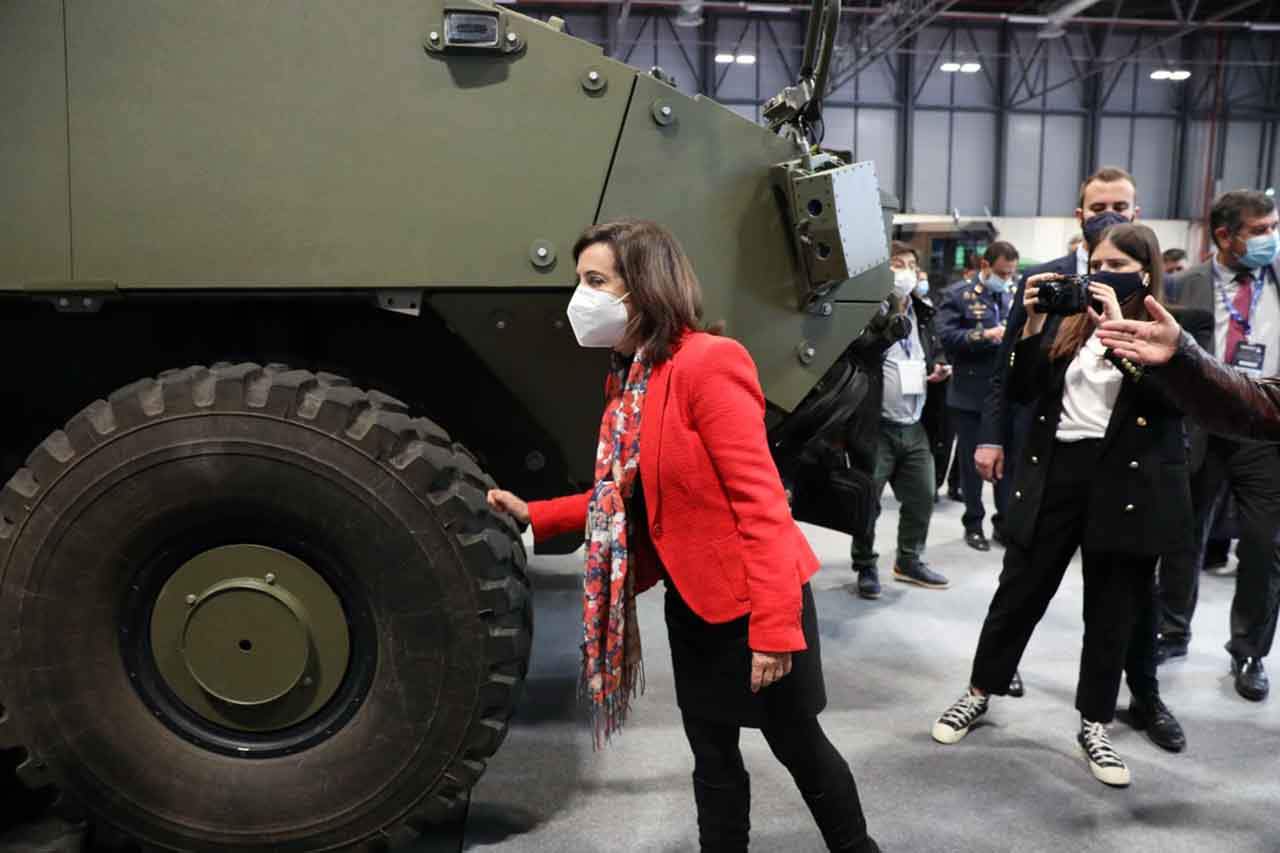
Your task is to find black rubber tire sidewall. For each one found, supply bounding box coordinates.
[0,367,529,851]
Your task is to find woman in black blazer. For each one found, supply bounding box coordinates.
[929,223,1193,789]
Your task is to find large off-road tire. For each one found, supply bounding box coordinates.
[0,364,532,851]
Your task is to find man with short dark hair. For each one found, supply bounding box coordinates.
[847,241,951,599]
[978,167,1141,490]
[1163,247,1189,276]
[1155,189,1280,702]
[976,166,1186,747]
[937,241,1019,552]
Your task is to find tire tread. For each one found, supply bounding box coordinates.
[0,363,532,851]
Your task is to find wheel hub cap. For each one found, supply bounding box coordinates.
[150,544,351,732]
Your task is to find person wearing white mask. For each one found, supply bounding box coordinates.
[936,241,1020,554]
[1151,189,1280,702]
[488,219,881,853]
[846,242,951,599]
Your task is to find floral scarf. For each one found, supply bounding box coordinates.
[582,348,652,747]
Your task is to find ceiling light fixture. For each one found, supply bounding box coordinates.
[940,62,961,72]
[715,53,735,64]
[960,62,981,73]
[1168,69,1191,81]
[735,54,756,64]
[1150,69,1172,80]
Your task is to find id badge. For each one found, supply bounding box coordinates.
[1232,342,1266,377]
[900,359,927,395]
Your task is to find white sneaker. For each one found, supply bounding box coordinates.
[931,692,988,744]
[1078,720,1131,787]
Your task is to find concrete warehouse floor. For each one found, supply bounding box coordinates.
[464,487,1280,853]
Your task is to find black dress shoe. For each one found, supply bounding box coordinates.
[1154,635,1189,665]
[855,565,882,600]
[947,488,964,502]
[1232,655,1270,701]
[991,526,1008,547]
[1125,694,1186,752]
[964,530,990,552]
[1008,670,1024,698]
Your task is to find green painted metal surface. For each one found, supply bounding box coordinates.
[0,0,892,478]
[151,544,350,732]
[0,0,71,285]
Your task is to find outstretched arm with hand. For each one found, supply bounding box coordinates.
[1098,296,1280,441]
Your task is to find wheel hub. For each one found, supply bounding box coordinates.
[150,544,350,732]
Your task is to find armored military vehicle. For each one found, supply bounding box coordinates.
[0,0,891,847]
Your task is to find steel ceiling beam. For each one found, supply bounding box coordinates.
[823,0,960,95]
[1007,0,1264,108]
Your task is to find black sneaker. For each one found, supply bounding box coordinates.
[894,558,949,589]
[1124,694,1186,753]
[964,529,990,552]
[932,691,988,744]
[1079,720,1130,787]
[1008,670,1024,698]
[856,565,882,600]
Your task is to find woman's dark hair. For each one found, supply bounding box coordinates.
[1049,222,1166,362]
[572,219,719,362]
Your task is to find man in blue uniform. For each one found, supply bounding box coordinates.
[936,241,1020,552]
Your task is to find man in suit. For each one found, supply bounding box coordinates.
[1155,189,1280,702]
[936,242,1020,551]
[974,167,1185,747]
[978,167,1140,484]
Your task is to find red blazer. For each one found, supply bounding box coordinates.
[528,331,819,652]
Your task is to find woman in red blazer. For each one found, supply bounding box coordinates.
[487,220,880,853]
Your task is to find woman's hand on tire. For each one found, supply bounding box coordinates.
[750,651,793,693]
[486,489,530,528]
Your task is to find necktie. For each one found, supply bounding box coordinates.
[1224,272,1254,364]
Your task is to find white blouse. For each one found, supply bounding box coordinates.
[1056,331,1122,442]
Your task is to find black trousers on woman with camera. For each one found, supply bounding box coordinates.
[968,438,1157,722]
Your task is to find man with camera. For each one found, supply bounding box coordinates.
[1154,189,1280,702]
[976,167,1186,751]
[847,242,952,599]
[937,242,1020,552]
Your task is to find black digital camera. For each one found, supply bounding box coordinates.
[1036,274,1094,316]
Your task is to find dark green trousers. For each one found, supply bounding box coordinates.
[851,420,936,568]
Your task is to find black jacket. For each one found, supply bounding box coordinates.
[979,253,1076,446]
[1002,317,1193,557]
[1148,331,1280,442]
[936,276,1015,412]
[844,293,939,470]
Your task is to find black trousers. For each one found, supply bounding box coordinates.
[951,408,1011,534]
[969,439,1159,722]
[1159,436,1280,657]
[681,711,877,853]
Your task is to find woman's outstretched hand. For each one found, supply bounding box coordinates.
[1097,296,1180,366]
[486,489,530,527]
[750,651,793,693]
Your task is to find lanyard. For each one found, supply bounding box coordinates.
[898,303,914,358]
[1217,266,1267,339]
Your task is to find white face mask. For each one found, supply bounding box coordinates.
[893,268,917,297]
[566,284,630,348]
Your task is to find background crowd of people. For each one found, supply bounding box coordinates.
[845,168,1279,788]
